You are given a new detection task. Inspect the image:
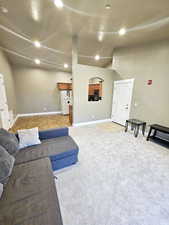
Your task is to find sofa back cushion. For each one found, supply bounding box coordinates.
[0,128,19,156]
[0,145,15,184]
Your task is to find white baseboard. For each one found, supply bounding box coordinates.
[17,111,62,118]
[10,111,62,127]
[73,118,112,127]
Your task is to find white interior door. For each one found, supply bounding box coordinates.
[0,74,10,130]
[111,79,134,126]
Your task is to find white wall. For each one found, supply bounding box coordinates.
[73,64,118,124]
[113,40,169,126]
[0,50,17,127]
[13,66,72,114]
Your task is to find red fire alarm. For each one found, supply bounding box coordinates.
[147,80,152,85]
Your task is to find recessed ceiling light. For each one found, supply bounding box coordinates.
[118,28,126,36]
[0,7,8,13]
[34,41,41,48]
[54,0,63,9]
[95,54,100,61]
[64,63,68,68]
[105,4,111,9]
[98,32,104,42]
[35,59,41,65]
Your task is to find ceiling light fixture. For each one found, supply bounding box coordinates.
[98,32,104,42]
[95,54,100,61]
[32,9,39,22]
[34,41,41,48]
[0,7,8,13]
[105,4,111,9]
[118,28,126,36]
[54,0,63,9]
[35,59,41,64]
[64,63,68,68]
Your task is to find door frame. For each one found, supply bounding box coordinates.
[111,78,134,125]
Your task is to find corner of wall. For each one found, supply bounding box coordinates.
[0,50,17,126]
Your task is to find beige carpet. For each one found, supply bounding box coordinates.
[96,122,123,132]
[55,123,169,225]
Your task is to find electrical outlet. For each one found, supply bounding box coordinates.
[91,115,95,119]
[43,107,47,111]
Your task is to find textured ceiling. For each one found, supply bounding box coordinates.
[0,0,169,71]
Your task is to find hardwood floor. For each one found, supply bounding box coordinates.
[10,114,70,133]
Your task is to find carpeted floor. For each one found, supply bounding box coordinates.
[10,114,70,133]
[55,122,169,225]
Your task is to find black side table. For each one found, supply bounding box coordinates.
[125,119,146,137]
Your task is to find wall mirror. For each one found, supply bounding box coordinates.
[88,77,104,101]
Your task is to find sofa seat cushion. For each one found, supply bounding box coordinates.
[15,136,79,165]
[0,158,63,225]
[50,153,78,171]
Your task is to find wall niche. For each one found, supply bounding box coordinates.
[88,77,104,101]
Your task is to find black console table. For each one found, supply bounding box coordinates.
[147,124,169,141]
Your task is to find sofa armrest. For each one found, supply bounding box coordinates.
[39,127,69,140]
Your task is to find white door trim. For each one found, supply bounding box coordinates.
[114,78,134,85]
[111,78,134,125]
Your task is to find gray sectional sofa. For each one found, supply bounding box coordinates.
[0,127,79,225]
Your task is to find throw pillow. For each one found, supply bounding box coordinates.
[18,127,41,149]
[0,128,19,156]
[0,145,15,184]
[0,183,3,199]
